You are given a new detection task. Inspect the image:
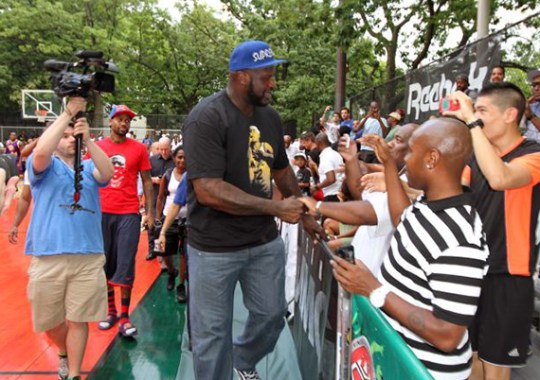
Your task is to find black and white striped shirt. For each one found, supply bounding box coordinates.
[379,193,489,380]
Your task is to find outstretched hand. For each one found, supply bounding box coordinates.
[298,196,317,217]
[361,172,386,193]
[338,135,358,162]
[276,196,305,224]
[360,134,393,165]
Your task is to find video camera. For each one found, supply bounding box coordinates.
[44,50,119,98]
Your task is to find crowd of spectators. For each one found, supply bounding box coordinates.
[3,56,540,380]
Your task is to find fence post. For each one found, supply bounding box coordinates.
[335,285,352,380]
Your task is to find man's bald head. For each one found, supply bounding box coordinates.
[315,132,331,149]
[412,117,471,176]
[157,137,171,159]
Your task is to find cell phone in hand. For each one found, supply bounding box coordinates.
[336,245,355,264]
[439,96,460,113]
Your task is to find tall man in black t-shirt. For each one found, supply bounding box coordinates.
[183,40,323,380]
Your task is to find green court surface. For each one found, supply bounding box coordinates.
[88,275,186,380]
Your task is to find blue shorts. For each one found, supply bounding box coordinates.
[101,213,141,287]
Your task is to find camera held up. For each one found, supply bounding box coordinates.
[44,50,118,98]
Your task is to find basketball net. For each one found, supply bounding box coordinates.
[35,109,48,123]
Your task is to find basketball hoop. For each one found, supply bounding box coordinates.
[35,109,48,123]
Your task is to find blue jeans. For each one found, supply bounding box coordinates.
[188,236,287,380]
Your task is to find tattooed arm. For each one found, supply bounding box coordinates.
[331,256,467,353]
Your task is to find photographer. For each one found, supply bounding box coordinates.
[24,97,113,380]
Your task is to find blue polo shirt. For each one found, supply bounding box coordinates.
[25,155,107,256]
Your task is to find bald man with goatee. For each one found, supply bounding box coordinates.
[332,118,490,379]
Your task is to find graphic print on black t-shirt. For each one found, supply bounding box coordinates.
[248,126,273,196]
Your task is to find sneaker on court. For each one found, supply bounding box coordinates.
[234,368,261,380]
[58,355,68,380]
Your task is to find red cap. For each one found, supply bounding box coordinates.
[109,104,136,120]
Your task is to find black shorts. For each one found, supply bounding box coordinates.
[101,213,141,287]
[470,274,534,367]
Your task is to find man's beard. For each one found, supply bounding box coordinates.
[247,80,270,107]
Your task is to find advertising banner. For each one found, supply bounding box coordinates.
[406,36,501,122]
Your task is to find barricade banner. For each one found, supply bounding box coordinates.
[292,227,334,380]
[405,36,501,122]
[350,295,433,379]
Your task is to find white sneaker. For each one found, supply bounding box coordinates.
[58,355,68,380]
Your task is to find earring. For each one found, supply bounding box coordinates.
[426,164,433,170]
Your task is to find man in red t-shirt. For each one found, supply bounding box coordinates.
[94,104,154,337]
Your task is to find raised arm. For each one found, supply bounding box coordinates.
[338,135,368,200]
[362,135,410,226]
[446,91,533,190]
[32,98,86,173]
[83,124,114,184]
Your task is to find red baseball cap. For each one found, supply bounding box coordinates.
[109,104,136,120]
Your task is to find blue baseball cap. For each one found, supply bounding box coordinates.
[109,104,136,120]
[229,40,286,72]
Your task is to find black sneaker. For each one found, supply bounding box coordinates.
[167,270,178,291]
[234,368,261,380]
[145,251,157,261]
[176,283,187,303]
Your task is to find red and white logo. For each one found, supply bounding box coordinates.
[351,336,375,380]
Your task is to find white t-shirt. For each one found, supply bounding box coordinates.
[351,174,407,274]
[361,117,387,151]
[351,191,394,274]
[163,171,181,218]
[318,147,343,197]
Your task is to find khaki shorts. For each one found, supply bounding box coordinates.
[27,254,107,332]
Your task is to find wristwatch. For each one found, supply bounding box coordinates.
[466,119,484,129]
[315,201,322,219]
[369,284,391,308]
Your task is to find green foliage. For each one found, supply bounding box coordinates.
[221,0,383,130]
[0,0,236,122]
[1,0,537,131]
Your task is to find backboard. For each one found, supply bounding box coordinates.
[21,89,63,121]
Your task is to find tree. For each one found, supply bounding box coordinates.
[221,0,383,130]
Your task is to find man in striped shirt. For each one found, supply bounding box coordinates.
[333,118,490,379]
